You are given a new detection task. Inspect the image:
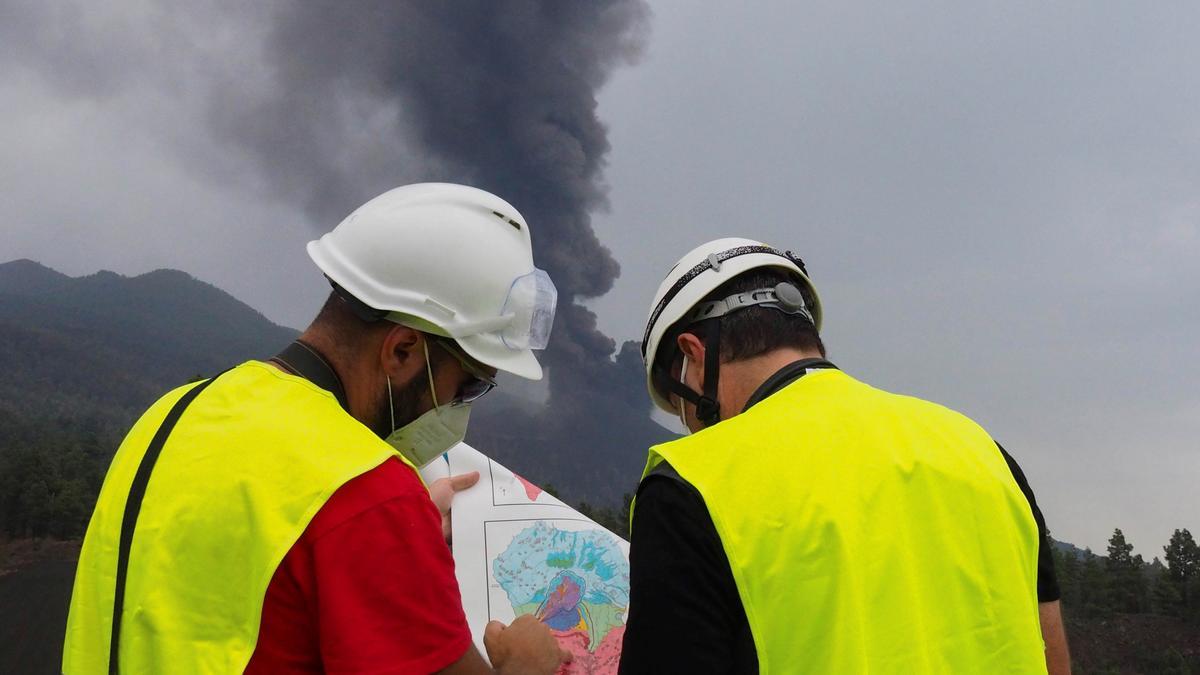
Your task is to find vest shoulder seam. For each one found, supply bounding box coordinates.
[242,359,341,403]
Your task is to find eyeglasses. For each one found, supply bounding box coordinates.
[432,338,497,405]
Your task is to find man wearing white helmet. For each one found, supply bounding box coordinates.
[619,239,1070,674]
[64,184,570,674]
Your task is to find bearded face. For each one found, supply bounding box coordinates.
[370,366,430,439]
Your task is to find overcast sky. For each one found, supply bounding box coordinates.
[1,1,1196,554]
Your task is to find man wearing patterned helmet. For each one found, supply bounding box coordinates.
[620,238,1070,674]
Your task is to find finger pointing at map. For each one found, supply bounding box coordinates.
[484,616,574,674]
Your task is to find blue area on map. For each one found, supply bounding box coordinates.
[492,522,629,610]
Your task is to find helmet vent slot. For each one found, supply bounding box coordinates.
[492,210,522,231]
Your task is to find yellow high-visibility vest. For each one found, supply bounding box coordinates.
[64,361,405,673]
[639,368,1046,674]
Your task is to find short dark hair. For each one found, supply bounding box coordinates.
[657,268,824,372]
[309,291,389,356]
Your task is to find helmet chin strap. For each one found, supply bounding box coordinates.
[660,321,723,428]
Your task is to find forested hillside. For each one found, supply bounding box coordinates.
[0,260,297,538]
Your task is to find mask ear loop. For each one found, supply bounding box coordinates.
[387,376,395,434]
[677,355,690,430]
[422,340,442,409]
[387,339,443,435]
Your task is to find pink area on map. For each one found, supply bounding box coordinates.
[514,473,543,501]
[591,625,624,670]
[552,625,624,675]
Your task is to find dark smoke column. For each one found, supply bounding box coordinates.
[256,0,647,388]
[230,1,667,503]
[360,1,647,397]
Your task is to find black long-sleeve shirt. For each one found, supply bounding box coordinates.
[619,365,1060,675]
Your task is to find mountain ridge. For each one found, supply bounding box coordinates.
[0,258,666,509]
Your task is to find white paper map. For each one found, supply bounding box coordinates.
[422,443,630,673]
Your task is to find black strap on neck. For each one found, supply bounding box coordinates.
[270,340,349,412]
[109,373,222,673]
[743,358,838,412]
[696,321,722,425]
[654,322,724,428]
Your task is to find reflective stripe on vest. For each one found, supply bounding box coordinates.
[64,361,405,673]
[637,369,1046,674]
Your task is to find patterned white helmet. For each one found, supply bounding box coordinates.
[641,237,821,415]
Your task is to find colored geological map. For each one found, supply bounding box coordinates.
[492,521,630,674]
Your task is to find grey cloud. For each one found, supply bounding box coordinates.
[585,1,1199,551]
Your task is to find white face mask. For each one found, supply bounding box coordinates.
[384,342,472,468]
[677,354,690,434]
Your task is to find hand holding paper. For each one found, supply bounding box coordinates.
[429,471,481,544]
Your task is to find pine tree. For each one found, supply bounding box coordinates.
[1163,528,1200,617]
[1152,562,1182,615]
[1057,547,1081,607]
[1079,549,1108,616]
[1105,528,1147,612]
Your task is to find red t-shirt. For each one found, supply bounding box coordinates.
[245,458,472,674]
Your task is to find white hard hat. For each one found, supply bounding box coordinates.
[640,237,822,413]
[308,183,557,380]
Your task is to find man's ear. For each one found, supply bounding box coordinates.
[380,324,423,381]
[675,332,706,387]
